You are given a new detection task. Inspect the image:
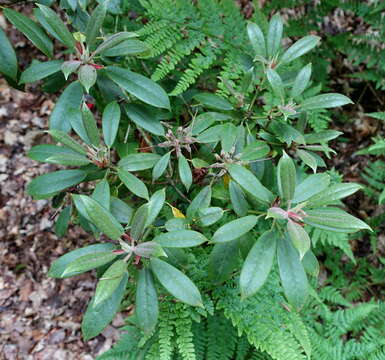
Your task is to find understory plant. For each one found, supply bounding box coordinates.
[0,1,380,359]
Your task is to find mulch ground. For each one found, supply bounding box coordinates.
[1,2,385,360]
[0,10,120,359]
[0,81,124,360]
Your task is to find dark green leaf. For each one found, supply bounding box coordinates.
[4,8,53,57]
[102,101,121,147]
[48,129,87,155]
[68,108,92,145]
[266,69,284,99]
[240,230,278,298]
[247,21,266,57]
[94,260,127,306]
[63,251,118,276]
[304,130,342,144]
[0,27,18,80]
[74,195,124,240]
[186,186,211,219]
[196,124,224,143]
[27,169,86,199]
[280,36,320,65]
[55,205,72,237]
[212,215,258,243]
[291,63,312,98]
[154,230,207,248]
[267,14,283,58]
[227,164,273,204]
[146,189,166,227]
[136,268,158,334]
[229,180,249,216]
[33,7,61,42]
[152,152,171,181]
[221,123,238,152]
[193,92,233,111]
[191,112,230,135]
[92,179,110,210]
[118,153,161,171]
[50,82,83,132]
[46,152,91,166]
[150,258,203,307]
[303,208,371,232]
[110,197,133,224]
[37,4,75,49]
[300,93,353,110]
[102,39,149,56]
[240,141,270,161]
[94,31,139,55]
[85,3,106,50]
[124,104,165,136]
[269,121,305,145]
[82,272,128,340]
[48,243,116,278]
[277,236,309,310]
[178,155,192,192]
[78,64,97,93]
[277,151,296,201]
[27,144,79,162]
[297,149,317,173]
[82,103,100,147]
[131,204,148,241]
[118,169,149,200]
[106,66,170,110]
[20,60,62,84]
[306,183,362,207]
[209,241,239,284]
[292,173,330,203]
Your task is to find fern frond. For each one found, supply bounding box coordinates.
[215,271,309,360]
[206,314,237,360]
[174,314,196,360]
[311,228,355,262]
[192,321,207,360]
[170,46,218,96]
[159,310,175,360]
[235,336,252,360]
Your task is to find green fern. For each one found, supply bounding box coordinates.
[309,300,385,360]
[215,271,310,360]
[206,314,238,360]
[310,228,355,263]
[174,313,196,360]
[158,308,175,360]
[138,0,249,96]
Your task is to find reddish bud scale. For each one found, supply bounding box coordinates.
[75,42,83,54]
[287,211,303,222]
[113,249,125,254]
[122,233,133,242]
[90,64,104,70]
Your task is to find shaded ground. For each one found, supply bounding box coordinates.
[0,9,119,358]
[1,2,385,360]
[0,80,124,360]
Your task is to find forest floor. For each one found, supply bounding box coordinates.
[0,73,121,360]
[1,2,385,360]
[0,10,119,360]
